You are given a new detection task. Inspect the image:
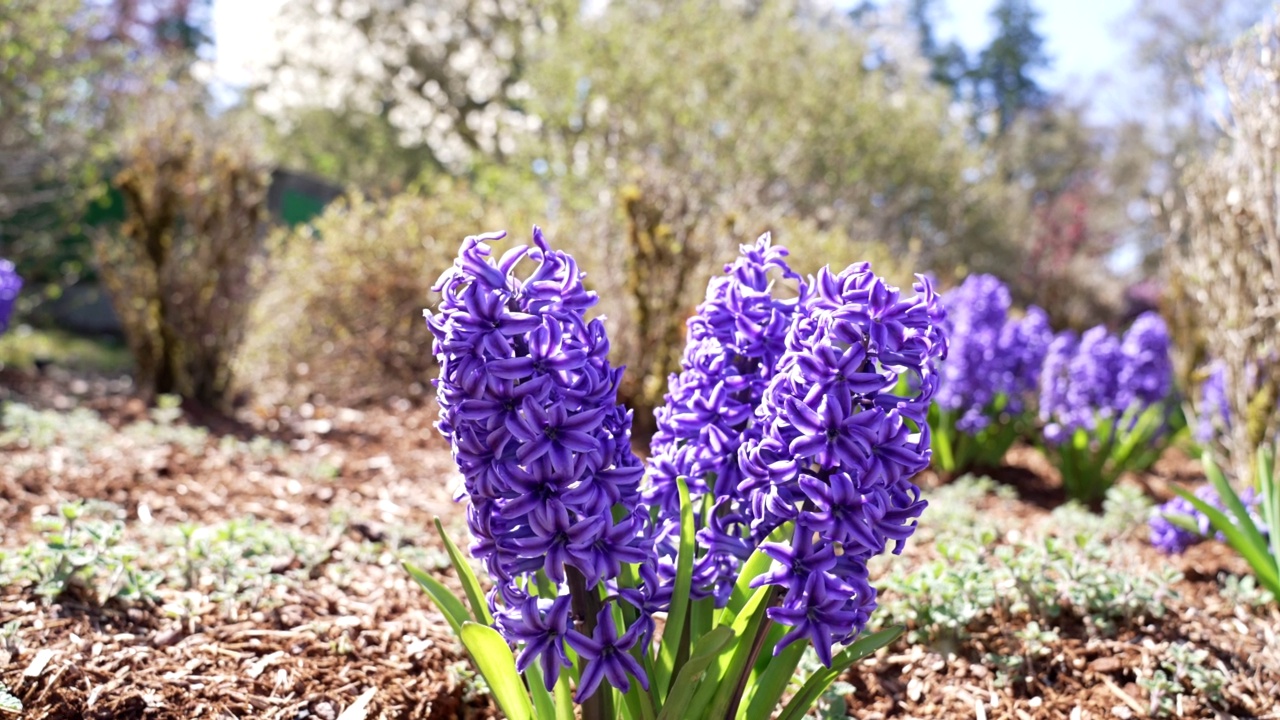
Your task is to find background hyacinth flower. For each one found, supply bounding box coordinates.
[645,233,800,605]
[1195,363,1231,444]
[424,228,655,705]
[412,229,927,720]
[737,262,947,666]
[1170,446,1278,597]
[1150,486,1227,554]
[0,259,22,335]
[1038,314,1176,503]
[930,274,1051,474]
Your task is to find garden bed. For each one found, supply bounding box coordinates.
[1,369,1277,719]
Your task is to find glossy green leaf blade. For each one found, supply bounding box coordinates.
[705,585,775,720]
[654,625,736,720]
[403,561,469,637]
[554,671,575,720]
[459,621,535,720]
[739,634,805,720]
[655,477,695,699]
[434,516,494,625]
[775,626,904,720]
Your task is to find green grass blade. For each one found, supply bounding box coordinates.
[655,478,695,699]
[434,517,493,625]
[403,561,469,637]
[654,626,735,720]
[775,626,904,720]
[459,622,535,720]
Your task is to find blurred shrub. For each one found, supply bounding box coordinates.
[1167,14,1280,479]
[523,0,1015,276]
[94,99,270,408]
[239,184,536,406]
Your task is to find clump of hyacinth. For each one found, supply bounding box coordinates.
[1149,486,1224,554]
[931,274,1052,473]
[427,228,656,699]
[1040,314,1173,443]
[0,259,21,334]
[1038,314,1174,501]
[737,264,947,665]
[645,234,800,605]
[936,274,1011,433]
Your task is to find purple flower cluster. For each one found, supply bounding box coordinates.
[1116,312,1173,411]
[1039,313,1173,444]
[1150,485,1265,554]
[738,264,947,665]
[937,275,1052,432]
[646,234,800,604]
[0,259,22,334]
[1149,486,1223,554]
[427,228,655,698]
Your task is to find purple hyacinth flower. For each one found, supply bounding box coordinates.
[505,596,573,690]
[566,605,650,701]
[0,259,22,334]
[740,262,945,665]
[428,227,657,695]
[644,233,803,604]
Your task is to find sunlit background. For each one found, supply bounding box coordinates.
[0,0,1272,412]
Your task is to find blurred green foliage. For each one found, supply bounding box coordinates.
[0,0,120,297]
[239,183,538,406]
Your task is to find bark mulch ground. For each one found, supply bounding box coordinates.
[2,369,1278,719]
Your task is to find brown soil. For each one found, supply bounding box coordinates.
[2,369,1278,719]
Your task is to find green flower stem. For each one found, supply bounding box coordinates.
[722,587,778,720]
[567,565,610,720]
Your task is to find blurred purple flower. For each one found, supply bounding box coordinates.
[0,259,22,334]
[1039,315,1172,445]
[937,275,1053,431]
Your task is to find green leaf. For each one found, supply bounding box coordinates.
[434,517,493,625]
[654,626,736,720]
[1202,457,1274,563]
[403,561,470,638]
[655,477,695,699]
[524,657,558,720]
[775,626,904,720]
[554,671,575,720]
[723,547,772,620]
[1175,487,1280,596]
[691,584,768,717]
[459,621,535,720]
[739,635,805,720]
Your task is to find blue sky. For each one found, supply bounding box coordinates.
[931,0,1137,120]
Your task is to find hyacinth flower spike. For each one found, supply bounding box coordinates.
[410,229,940,720]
